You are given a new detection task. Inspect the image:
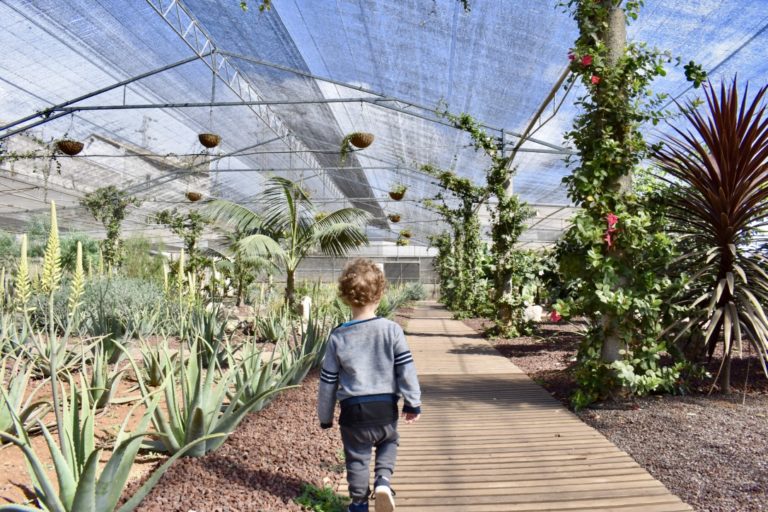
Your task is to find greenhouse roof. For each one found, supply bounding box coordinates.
[1,0,767,249]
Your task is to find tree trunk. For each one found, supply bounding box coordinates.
[285,269,296,308]
[600,3,627,365]
[719,351,732,393]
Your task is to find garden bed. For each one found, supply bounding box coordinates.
[123,369,344,511]
[464,317,768,512]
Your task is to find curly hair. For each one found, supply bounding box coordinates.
[338,258,387,307]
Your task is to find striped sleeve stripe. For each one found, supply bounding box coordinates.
[394,351,412,362]
[394,356,414,367]
[320,369,339,384]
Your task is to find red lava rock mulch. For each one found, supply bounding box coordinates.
[463,316,768,512]
[124,370,345,512]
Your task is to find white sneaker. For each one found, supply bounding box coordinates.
[374,485,395,512]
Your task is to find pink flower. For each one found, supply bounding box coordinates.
[604,231,613,248]
[568,51,576,61]
[591,75,601,85]
[550,310,562,323]
[606,213,618,230]
[581,54,593,66]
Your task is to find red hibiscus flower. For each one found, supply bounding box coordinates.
[604,231,613,248]
[550,310,562,323]
[606,212,618,229]
[591,75,601,85]
[581,54,593,66]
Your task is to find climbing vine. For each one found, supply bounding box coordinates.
[442,112,536,335]
[80,186,142,270]
[556,0,705,408]
[422,164,489,317]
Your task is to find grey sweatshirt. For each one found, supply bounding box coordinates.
[317,317,422,427]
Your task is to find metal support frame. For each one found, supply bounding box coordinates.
[0,53,211,140]
[144,0,346,200]
[219,50,572,153]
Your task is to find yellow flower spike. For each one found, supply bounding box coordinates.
[14,234,32,312]
[41,200,62,295]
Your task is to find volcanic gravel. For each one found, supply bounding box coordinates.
[124,370,345,512]
[464,317,768,512]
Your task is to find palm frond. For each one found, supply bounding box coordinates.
[203,200,266,234]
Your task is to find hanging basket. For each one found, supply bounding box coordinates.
[186,191,203,202]
[56,139,84,156]
[400,230,412,239]
[198,133,221,148]
[396,238,409,246]
[349,132,374,149]
[388,214,401,223]
[389,191,405,201]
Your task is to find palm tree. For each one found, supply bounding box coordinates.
[214,228,276,306]
[205,177,371,306]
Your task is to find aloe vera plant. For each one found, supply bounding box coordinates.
[253,307,289,343]
[188,304,228,368]
[139,336,176,387]
[227,341,295,411]
[125,339,284,457]
[0,354,50,439]
[0,372,220,512]
[85,344,127,410]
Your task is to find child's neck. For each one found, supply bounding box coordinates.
[350,302,379,321]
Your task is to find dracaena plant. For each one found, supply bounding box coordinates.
[653,78,768,392]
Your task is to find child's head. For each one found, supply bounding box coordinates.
[338,258,386,307]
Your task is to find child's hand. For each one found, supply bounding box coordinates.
[402,412,421,424]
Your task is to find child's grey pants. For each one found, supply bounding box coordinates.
[340,422,399,501]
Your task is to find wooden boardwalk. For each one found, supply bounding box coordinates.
[391,302,691,512]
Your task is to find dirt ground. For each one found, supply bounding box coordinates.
[464,316,768,512]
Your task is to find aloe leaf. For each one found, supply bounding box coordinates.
[70,449,100,512]
[0,429,66,512]
[184,407,208,457]
[40,422,77,510]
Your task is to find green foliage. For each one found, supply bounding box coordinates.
[151,209,211,277]
[295,484,349,512]
[0,354,50,440]
[80,186,142,270]
[0,231,19,268]
[433,112,535,331]
[557,0,702,407]
[60,233,100,274]
[121,237,165,283]
[422,164,491,318]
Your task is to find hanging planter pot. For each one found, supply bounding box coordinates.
[349,132,375,149]
[56,139,84,156]
[388,214,401,223]
[198,133,221,148]
[186,191,203,202]
[400,229,412,239]
[389,184,407,201]
[396,237,409,247]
